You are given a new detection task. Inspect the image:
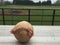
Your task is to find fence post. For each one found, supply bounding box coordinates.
[52,9,55,25]
[11,9,14,25]
[28,9,30,22]
[2,8,5,25]
[41,9,44,25]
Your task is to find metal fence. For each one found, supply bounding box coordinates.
[0,8,60,25]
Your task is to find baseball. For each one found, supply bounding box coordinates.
[11,21,33,42]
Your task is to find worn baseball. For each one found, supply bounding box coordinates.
[11,21,33,42]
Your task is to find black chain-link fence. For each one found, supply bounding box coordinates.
[0,8,60,25]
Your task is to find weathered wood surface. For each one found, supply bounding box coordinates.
[0,25,60,45]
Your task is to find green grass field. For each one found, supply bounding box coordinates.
[0,5,60,25]
[0,5,60,8]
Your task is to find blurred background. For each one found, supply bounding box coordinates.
[0,0,60,25]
